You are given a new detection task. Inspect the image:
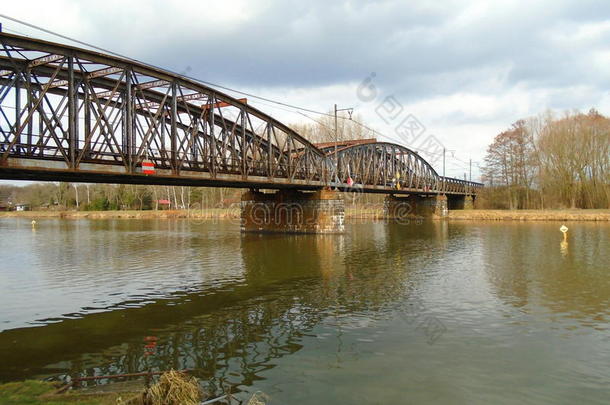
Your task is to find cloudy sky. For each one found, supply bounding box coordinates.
[2,0,610,179]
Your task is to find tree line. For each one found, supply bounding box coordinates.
[480,109,609,209]
[0,182,244,211]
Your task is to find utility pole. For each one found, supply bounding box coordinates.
[73,184,79,209]
[333,104,353,184]
[334,104,338,182]
[469,158,472,194]
[442,147,446,193]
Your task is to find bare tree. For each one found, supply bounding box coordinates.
[483,109,610,209]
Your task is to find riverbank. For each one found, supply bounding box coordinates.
[0,373,255,404]
[0,208,382,220]
[447,209,610,221]
[1,208,609,221]
[0,380,140,404]
[0,208,240,219]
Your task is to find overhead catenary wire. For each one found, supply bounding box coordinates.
[2,26,29,37]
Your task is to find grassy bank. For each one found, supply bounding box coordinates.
[1,208,609,221]
[0,208,239,220]
[447,209,610,221]
[0,380,140,404]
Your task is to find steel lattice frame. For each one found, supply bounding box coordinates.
[325,141,481,194]
[0,33,481,195]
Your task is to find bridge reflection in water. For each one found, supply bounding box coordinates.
[0,221,439,395]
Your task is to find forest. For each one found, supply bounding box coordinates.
[479,109,609,209]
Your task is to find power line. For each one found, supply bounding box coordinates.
[2,25,29,37]
[296,111,335,132]
[0,14,122,58]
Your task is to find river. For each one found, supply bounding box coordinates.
[0,218,608,404]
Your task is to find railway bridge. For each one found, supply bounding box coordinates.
[0,33,482,233]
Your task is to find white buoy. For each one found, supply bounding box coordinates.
[560,224,568,244]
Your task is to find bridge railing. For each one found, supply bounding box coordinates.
[1,137,336,184]
[440,176,483,194]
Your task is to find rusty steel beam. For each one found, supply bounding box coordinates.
[314,137,377,151]
[202,97,247,110]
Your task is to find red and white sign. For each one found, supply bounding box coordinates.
[347,177,354,187]
[142,160,155,174]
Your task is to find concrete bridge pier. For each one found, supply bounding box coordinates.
[464,195,474,210]
[447,194,475,210]
[384,194,448,221]
[241,189,345,234]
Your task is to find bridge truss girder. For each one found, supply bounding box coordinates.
[0,32,481,195]
[0,33,330,188]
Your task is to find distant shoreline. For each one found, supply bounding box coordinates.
[447,209,610,221]
[1,208,609,221]
[0,208,239,220]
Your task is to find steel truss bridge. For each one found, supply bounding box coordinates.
[0,33,481,195]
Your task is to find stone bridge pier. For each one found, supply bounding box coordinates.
[384,193,475,222]
[384,194,448,220]
[447,194,475,210]
[241,189,344,234]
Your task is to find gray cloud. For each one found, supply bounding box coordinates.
[10,0,610,101]
[154,2,606,88]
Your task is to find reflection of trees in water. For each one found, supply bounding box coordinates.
[34,220,244,291]
[0,224,429,395]
[482,223,610,322]
[481,225,534,309]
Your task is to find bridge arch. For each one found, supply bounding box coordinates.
[323,140,440,192]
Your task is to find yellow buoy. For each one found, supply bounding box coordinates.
[560,225,568,239]
[559,225,568,253]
